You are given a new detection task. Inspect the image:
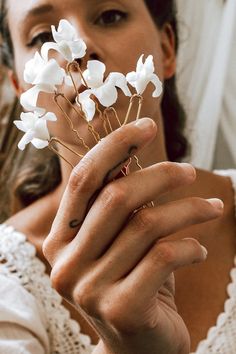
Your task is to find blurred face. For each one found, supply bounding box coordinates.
[7,0,176,153]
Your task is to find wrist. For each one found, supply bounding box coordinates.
[92,330,190,354]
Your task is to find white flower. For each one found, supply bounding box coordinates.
[21,51,65,114]
[14,111,57,150]
[41,19,87,62]
[126,54,163,97]
[78,60,131,121]
[77,90,96,122]
[24,51,65,86]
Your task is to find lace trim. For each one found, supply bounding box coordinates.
[190,255,236,353]
[0,224,94,354]
[191,170,236,353]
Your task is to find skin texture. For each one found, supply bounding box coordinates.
[4,0,236,353]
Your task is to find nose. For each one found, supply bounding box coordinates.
[75,52,100,68]
[73,25,103,69]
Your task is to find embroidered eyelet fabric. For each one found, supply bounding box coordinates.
[0,224,95,354]
[191,169,236,354]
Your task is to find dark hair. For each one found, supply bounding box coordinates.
[0,0,188,218]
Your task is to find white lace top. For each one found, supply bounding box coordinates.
[0,226,95,354]
[0,170,236,354]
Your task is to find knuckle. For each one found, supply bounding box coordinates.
[73,281,98,316]
[42,232,62,265]
[130,209,153,233]
[69,156,97,194]
[158,162,179,187]
[158,162,193,189]
[153,242,177,267]
[100,183,128,209]
[50,261,72,298]
[42,237,51,262]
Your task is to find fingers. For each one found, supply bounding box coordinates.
[44,118,157,262]
[81,197,223,280]
[65,163,196,260]
[122,238,207,301]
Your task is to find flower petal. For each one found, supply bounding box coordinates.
[69,39,87,60]
[64,74,74,87]
[135,74,149,95]
[41,42,60,61]
[93,83,118,107]
[34,119,50,141]
[14,120,26,132]
[144,55,155,74]
[78,90,96,121]
[33,59,65,86]
[43,112,57,122]
[15,112,38,133]
[20,86,45,114]
[107,73,132,97]
[52,19,77,43]
[24,52,45,84]
[151,74,163,97]
[18,130,35,151]
[126,71,138,87]
[83,60,106,88]
[136,54,144,72]
[57,40,74,62]
[31,138,49,149]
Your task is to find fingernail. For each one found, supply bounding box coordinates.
[207,198,224,210]
[179,163,196,178]
[201,245,208,258]
[135,118,156,130]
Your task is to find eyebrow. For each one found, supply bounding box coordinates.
[23,4,54,20]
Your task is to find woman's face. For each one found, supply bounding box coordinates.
[7,0,176,151]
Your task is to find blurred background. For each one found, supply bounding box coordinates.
[177,0,236,169]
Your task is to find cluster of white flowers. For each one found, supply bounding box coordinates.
[14,19,163,151]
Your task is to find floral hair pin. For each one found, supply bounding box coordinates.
[14,19,163,173]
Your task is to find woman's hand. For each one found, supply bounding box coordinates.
[43,118,223,354]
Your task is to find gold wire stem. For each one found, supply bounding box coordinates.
[54,93,90,152]
[123,99,134,126]
[103,109,113,133]
[123,94,143,126]
[48,138,84,169]
[67,61,89,89]
[133,155,143,170]
[50,137,84,158]
[49,143,74,169]
[75,96,102,144]
[94,100,109,136]
[104,107,122,132]
[136,98,143,121]
[66,62,79,95]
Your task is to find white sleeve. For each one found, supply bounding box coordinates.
[0,274,50,354]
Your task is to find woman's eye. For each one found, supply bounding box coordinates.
[27,32,53,48]
[95,10,127,26]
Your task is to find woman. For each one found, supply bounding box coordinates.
[0,0,235,353]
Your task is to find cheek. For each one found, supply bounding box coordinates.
[14,49,33,91]
[111,29,164,81]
